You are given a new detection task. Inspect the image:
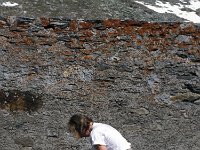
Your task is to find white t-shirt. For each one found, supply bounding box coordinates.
[90,123,131,150]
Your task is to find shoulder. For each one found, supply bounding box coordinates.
[91,123,107,134]
[92,123,110,130]
[92,122,118,135]
[92,123,104,131]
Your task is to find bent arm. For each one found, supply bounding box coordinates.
[94,144,107,150]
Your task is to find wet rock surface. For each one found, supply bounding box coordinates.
[0,17,200,150]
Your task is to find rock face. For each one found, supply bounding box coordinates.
[0,17,200,150]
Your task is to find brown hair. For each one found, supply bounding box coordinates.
[68,114,93,138]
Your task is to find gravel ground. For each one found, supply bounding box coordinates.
[0,0,187,22]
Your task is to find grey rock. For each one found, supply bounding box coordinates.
[175,35,192,43]
[134,108,150,115]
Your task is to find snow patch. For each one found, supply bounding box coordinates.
[1,1,19,7]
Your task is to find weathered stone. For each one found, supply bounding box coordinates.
[170,92,200,103]
[133,108,150,115]
[185,84,200,94]
[14,137,33,147]
[194,100,200,105]
[175,35,192,43]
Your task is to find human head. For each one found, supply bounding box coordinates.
[68,114,93,139]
